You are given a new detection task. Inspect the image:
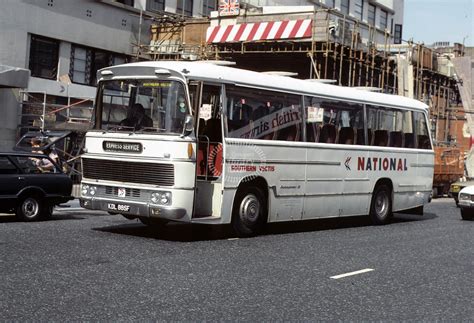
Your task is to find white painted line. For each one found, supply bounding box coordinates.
[330,268,374,279]
[227,238,239,241]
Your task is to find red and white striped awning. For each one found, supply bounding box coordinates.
[206,19,312,43]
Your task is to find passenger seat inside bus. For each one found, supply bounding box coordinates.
[307,123,320,142]
[404,133,415,148]
[319,124,336,143]
[389,131,403,147]
[373,130,389,146]
[338,127,354,145]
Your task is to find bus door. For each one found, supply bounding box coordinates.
[193,83,224,217]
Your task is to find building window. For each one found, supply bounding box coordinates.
[354,0,363,20]
[29,35,59,80]
[394,24,402,44]
[71,46,89,84]
[340,0,350,15]
[70,45,126,86]
[368,4,376,26]
[177,0,193,16]
[202,0,216,16]
[147,0,165,12]
[327,0,335,8]
[380,9,388,30]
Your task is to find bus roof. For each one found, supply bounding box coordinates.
[101,61,429,112]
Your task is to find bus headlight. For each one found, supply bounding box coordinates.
[81,184,89,196]
[89,186,97,196]
[151,191,172,205]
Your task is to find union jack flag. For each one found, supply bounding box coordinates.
[219,0,240,16]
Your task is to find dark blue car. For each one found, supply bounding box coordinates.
[0,152,73,221]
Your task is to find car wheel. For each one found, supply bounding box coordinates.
[461,208,474,220]
[232,186,267,237]
[16,196,43,222]
[369,184,393,225]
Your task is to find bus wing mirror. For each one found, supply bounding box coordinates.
[182,115,194,137]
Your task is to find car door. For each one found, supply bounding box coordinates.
[0,156,22,207]
[13,155,69,196]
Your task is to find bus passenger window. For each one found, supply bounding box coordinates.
[404,133,415,148]
[373,130,389,146]
[307,123,320,142]
[338,127,355,145]
[389,131,403,147]
[414,111,431,149]
[356,128,365,145]
[319,124,336,143]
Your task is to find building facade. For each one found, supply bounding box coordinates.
[0,0,217,150]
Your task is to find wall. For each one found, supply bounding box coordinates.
[0,89,21,150]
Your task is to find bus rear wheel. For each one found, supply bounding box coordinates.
[232,186,267,237]
[369,184,392,225]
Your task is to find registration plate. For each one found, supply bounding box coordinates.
[107,203,130,212]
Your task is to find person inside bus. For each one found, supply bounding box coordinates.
[120,103,153,130]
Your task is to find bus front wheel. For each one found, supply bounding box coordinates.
[232,186,267,237]
[369,184,392,225]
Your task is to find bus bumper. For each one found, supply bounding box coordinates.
[80,197,187,220]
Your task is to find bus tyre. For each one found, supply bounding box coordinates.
[232,186,266,237]
[369,184,392,225]
[461,208,473,220]
[16,195,43,222]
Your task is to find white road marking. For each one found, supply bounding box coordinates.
[330,268,374,279]
[227,238,239,241]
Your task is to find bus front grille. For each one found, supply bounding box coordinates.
[82,158,175,186]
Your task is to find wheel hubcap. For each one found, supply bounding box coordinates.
[22,198,39,218]
[239,194,260,224]
[375,191,388,218]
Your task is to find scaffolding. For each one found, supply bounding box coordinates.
[18,91,94,181]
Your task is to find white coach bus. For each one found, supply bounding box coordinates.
[80,61,434,236]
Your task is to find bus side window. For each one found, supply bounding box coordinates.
[373,130,389,146]
[389,131,403,147]
[307,123,320,142]
[404,133,415,148]
[338,127,355,145]
[414,111,431,149]
[356,128,365,145]
[319,124,336,143]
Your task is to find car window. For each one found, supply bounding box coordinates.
[0,156,19,174]
[13,156,59,174]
